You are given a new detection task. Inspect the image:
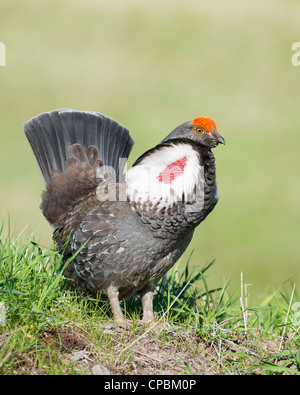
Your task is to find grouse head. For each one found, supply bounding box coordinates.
[162,116,225,148]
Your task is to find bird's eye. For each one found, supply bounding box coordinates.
[196,128,203,134]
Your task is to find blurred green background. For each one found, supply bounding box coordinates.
[1,0,299,298]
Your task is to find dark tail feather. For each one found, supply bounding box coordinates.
[24,109,134,184]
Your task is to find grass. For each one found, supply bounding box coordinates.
[1,221,299,375]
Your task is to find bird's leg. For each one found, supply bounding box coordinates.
[141,288,155,323]
[107,285,127,327]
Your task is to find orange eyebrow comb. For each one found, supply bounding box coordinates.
[192,117,217,132]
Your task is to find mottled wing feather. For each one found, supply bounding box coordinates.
[71,198,128,292]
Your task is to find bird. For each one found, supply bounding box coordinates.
[24,109,225,326]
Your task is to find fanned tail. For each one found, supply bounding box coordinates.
[24,109,134,184]
[24,109,134,226]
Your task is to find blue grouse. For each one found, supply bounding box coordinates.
[24,109,225,326]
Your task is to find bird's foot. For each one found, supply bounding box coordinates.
[115,316,130,329]
[107,285,129,329]
[103,318,130,334]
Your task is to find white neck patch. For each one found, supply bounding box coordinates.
[125,142,204,208]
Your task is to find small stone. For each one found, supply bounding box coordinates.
[71,352,86,362]
[92,364,111,375]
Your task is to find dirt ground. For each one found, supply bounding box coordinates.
[19,323,290,375]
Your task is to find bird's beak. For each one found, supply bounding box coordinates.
[217,135,226,145]
[211,128,226,145]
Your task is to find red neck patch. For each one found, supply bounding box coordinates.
[158,156,187,184]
